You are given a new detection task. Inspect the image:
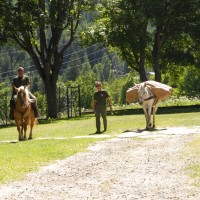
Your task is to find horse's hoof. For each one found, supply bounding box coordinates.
[28,137,32,140]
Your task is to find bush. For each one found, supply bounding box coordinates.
[179,66,200,98]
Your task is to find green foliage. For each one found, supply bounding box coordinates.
[80,0,200,82]
[75,71,97,108]
[178,66,200,98]
[0,84,10,124]
[0,0,96,118]
[105,73,139,105]
[1,0,200,118]
[34,91,46,117]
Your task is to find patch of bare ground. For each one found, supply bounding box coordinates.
[0,127,200,200]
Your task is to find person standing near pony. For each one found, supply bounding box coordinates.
[9,67,39,120]
[93,81,113,134]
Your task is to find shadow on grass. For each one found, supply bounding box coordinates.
[111,105,200,116]
[1,105,200,128]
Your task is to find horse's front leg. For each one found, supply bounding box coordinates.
[28,119,34,140]
[152,105,158,128]
[23,126,27,140]
[17,125,22,141]
[23,121,27,140]
[147,107,152,129]
[29,127,33,140]
[143,107,150,129]
[152,107,156,128]
[19,125,24,141]
[15,120,23,141]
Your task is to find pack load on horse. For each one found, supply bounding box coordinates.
[126,80,172,130]
[13,86,37,141]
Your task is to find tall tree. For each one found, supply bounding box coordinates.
[83,0,149,81]
[0,0,93,118]
[80,0,199,82]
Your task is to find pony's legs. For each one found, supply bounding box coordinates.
[29,127,33,140]
[143,107,151,129]
[152,107,156,128]
[147,107,152,129]
[23,124,27,140]
[152,105,158,128]
[28,118,35,140]
[18,124,24,141]
[17,125,21,141]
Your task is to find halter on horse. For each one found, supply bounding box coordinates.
[138,82,159,130]
[13,86,37,141]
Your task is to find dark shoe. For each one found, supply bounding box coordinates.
[95,131,101,134]
[35,113,40,118]
[31,102,40,117]
[9,111,14,120]
[34,111,40,118]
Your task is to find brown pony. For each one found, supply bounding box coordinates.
[13,86,37,141]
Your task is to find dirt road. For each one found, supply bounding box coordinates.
[0,127,200,200]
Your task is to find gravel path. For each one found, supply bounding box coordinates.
[0,128,200,200]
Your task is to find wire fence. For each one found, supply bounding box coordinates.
[0,91,11,126]
[0,86,81,126]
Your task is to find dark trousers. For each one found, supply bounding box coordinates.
[95,105,107,132]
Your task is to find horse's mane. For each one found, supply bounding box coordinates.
[17,86,34,103]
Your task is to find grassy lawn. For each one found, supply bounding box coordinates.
[0,108,200,184]
[185,136,200,187]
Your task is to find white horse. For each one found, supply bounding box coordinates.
[138,82,159,130]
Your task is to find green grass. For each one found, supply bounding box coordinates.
[1,110,200,184]
[185,136,200,187]
[0,138,99,183]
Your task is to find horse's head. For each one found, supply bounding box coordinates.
[15,86,29,109]
[138,82,148,105]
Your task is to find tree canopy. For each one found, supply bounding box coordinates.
[0,0,94,118]
[80,0,200,82]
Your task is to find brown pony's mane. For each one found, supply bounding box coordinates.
[15,86,34,106]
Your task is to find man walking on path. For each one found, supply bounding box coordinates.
[93,81,113,134]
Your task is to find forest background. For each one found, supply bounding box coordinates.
[0,0,200,119]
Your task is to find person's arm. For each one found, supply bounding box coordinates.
[25,76,30,87]
[107,97,113,114]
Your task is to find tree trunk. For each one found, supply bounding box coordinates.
[153,28,162,82]
[154,55,161,82]
[139,28,148,82]
[139,67,148,82]
[45,81,57,118]
[30,50,62,119]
